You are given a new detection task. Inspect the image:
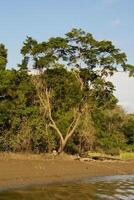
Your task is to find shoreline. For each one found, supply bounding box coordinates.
[0,153,134,191]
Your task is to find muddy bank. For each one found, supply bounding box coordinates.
[0,153,134,190]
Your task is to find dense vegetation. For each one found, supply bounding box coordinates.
[0,29,134,155]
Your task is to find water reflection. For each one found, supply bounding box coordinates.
[0,175,134,200]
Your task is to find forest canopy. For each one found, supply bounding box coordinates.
[0,29,134,155]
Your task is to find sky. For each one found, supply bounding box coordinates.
[0,0,134,112]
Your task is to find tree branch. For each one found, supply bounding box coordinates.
[64,111,81,143]
[73,70,83,91]
[45,88,64,141]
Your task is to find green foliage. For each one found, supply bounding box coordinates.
[0,29,134,154]
[92,107,127,154]
[126,64,134,77]
[122,114,134,145]
[0,44,7,70]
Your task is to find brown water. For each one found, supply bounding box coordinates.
[0,175,134,200]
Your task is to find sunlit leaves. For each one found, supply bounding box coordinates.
[0,44,7,70]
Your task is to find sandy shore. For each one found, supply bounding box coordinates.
[0,153,134,190]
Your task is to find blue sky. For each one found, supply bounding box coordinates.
[0,0,134,112]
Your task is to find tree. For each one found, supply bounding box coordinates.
[122,114,134,146]
[0,44,7,71]
[32,69,84,153]
[19,28,134,153]
[92,106,127,154]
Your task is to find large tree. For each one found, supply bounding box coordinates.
[20,29,134,153]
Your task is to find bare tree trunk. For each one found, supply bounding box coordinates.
[33,76,84,154]
[58,139,66,153]
[58,111,81,153]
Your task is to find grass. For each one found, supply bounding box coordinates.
[0,151,134,161]
[0,152,47,161]
[88,151,134,160]
[120,152,134,160]
[0,152,75,161]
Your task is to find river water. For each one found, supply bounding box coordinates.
[0,174,134,200]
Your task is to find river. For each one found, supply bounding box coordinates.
[0,174,134,200]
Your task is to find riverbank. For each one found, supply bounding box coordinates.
[0,153,134,191]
